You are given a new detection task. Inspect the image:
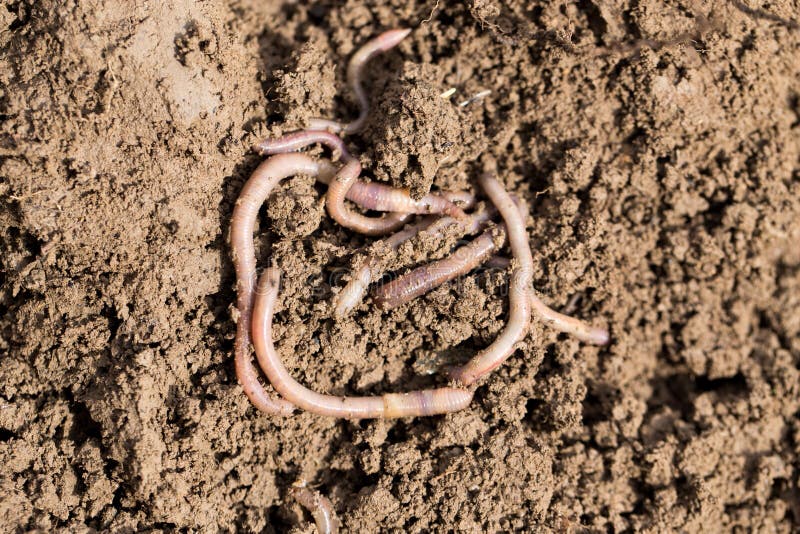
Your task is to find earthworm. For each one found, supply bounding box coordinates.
[334,215,440,317]
[290,481,340,534]
[253,131,473,215]
[333,208,491,317]
[335,165,465,218]
[325,159,464,236]
[251,267,474,418]
[308,28,412,135]
[231,153,338,415]
[373,224,503,310]
[372,202,511,310]
[477,257,610,346]
[253,130,354,163]
[450,174,534,386]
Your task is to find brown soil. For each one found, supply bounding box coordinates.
[2,0,799,531]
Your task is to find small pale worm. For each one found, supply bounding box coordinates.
[290,481,340,534]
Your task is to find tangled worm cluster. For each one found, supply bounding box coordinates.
[230,29,609,532]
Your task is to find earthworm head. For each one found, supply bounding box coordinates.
[251,139,271,154]
[377,28,412,51]
[588,327,611,346]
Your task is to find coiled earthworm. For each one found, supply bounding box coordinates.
[450,174,534,386]
[231,153,338,415]
[325,159,464,236]
[336,205,496,316]
[479,257,610,346]
[308,28,412,135]
[341,174,466,217]
[253,131,472,216]
[290,481,340,534]
[251,267,474,418]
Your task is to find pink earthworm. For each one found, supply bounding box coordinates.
[478,257,610,346]
[251,267,474,418]
[252,131,474,215]
[341,174,466,217]
[450,174,534,386]
[231,153,339,415]
[374,224,503,310]
[334,215,440,317]
[253,130,355,163]
[308,28,412,135]
[335,205,496,316]
[290,481,340,534]
[325,160,464,236]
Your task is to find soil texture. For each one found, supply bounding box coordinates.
[1,0,799,531]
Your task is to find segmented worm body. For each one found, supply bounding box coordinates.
[333,203,492,317]
[374,225,502,310]
[342,176,466,217]
[309,29,412,135]
[253,130,354,163]
[290,481,340,534]
[334,215,440,317]
[482,258,609,345]
[450,174,534,386]
[325,160,463,236]
[251,268,473,418]
[371,202,506,310]
[231,153,339,415]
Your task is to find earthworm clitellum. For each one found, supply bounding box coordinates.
[251,267,473,418]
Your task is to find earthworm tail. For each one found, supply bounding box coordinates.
[450,174,534,386]
[251,267,474,418]
[290,481,340,534]
[309,28,412,135]
[483,257,610,346]
[231,153,337,415]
